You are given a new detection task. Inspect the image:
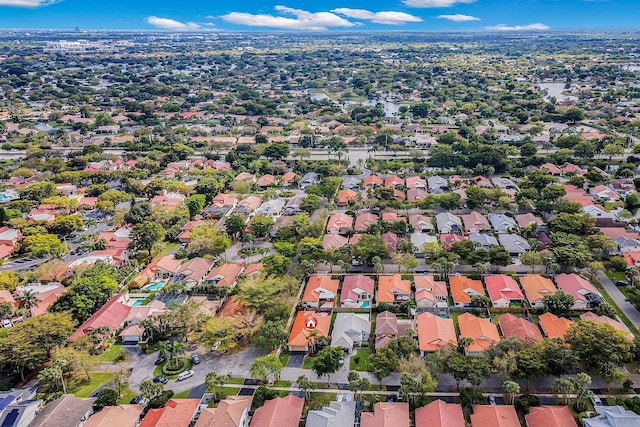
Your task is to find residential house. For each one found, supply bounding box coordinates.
[337,189,357,207]
[361,403,409,427]
[488,214,517,233]
[610,179,635,196]
[29,395,95,427]
[250,395,304,427]
[355,213,378,232]
[384,175,404,189]
[520,275,557,309]
[0,227,22,246]
[554,273,602,310]
[525,406,577,427]
[283,196,304,215]
[300,172,320,189]
[583,405,640,427]
[0,388,40,427]
[287,312,331,352]
[440,234,464,250]
[306,401,356,427]
[414,275,447,308]
[363,175,383,188]
[256,199,286,217]
[173,258,215,290]
[408,189,428,201]
[177,220,210,244]
[538,312,574,340]
[15,282,66,317]
[375,311,411,350]
[491,177,518,190]
[435,212,462,234]
[282,171,297,186]
[340,275,374,308]
[139,399,200,427]
[330,313,371,354]
[67,292,131,342]
[613,235,640,253]
[85,405,145,427]
[515,213,543,229]
[256,174,277,188]
[498,313,543,343]
[471,405,519,427]
[195,396,252,427]
[233,172,256,184]
[427,176,449,194]
[203,263,244,288]
[449,276,485,307]
[154,255,183,279]
[580,312,634,340]
[377,274,411,304]
[624,252,640,267]
[469,232,499,249]
[408,214,433,233]
[327,213,353,235]
[498,234,531,256]
[590,185,621,202]
[417,312,457,355]
[458,313,501,354]
[322,234,348,251]
[406,176,426,190]
[411,232,438,255]
[540,163,562,176]
[484,275,524,308]
[302,275,339,309]
[151,191,186,208]
[342,177,361,190]
[381,232,400,255]
[415,400,465,427]
[235,196,262,216]
[462,212,491,233]
[205,194,238,218]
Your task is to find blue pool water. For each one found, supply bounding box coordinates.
[132,300,144,306]
[144,280,166,291]
[0,195,7,201]
[361,301,370,308]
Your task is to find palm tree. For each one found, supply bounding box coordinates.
[473,262,489,276]
[433,257,455,280]
[206,372,230,402]
[19,290,39,316]
[158,341,170,360]
[458,336,474,354]
[503,380,521,404]
[626,267,639,286]
[170,341,185,369]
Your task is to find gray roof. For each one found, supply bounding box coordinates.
[306,401,356,427]
[330,313,371,350]
[469,232,499,248]
[29,395,95,427]
[583,405,640,427]
[488,214,517,233]
[498,233,531,254]
[435,212,462,233]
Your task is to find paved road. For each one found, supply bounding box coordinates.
[223,241,274,264]
[596,270,640,326]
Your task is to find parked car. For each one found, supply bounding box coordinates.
[616,280,630,287]
[153,376,168,384]
[177,370,195,381]
[191,355,200,364]
[592,395,602,405]
[489,395,496,405]
[154,357,165,365]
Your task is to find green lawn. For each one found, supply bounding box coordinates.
[279,353,290,367]
[97,344,125,363]
[349,348,371,372]
[309,392,337,409]
[302,356,315,370]
[70,372,114,398]
[160,243,179,256]
[173,390,191,399]
[118,387,136,404]
[607,271,627,281]
[228,377,245,385]
[273,380,290,387]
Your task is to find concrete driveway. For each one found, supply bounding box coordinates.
[223,242,274,264]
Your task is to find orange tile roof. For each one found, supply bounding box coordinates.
[337,189,357,205]
[520,275,556,305]
[327,213,354,232]
[458,313,501,352]
[471,405,519,427]
[449,276,484,304]
[498,313,543,343]
[525,406,577,427]
[139,399,200,427]
[205,263,244,287]
[361,402,410,427]
[68,292,130,342]
[287,311,331,349]
[538,312,574,339]
[377,274,411,303]
[417,312,457,352]
[195,396,252,427]
[250,395,304,427]
[302,275,339,303]
[415,400,464,427]
[85,404,145,427]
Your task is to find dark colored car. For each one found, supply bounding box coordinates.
[130,396,141,404]
[616,280,630,287]
[153,376,168,384]
[191,355,201,364]
[154,357,165,365]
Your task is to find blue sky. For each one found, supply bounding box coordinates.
[0,0,637,31]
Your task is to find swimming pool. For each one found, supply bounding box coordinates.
[132,300,144,307]
[361,301,370,308]
[144,280,166,291]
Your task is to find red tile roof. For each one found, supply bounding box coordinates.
[250,395,303,427]
[525,406,577,427]
[498,313,543,343]
[139,399,200,427]
[415,400,464,427]
[68,292,130,342]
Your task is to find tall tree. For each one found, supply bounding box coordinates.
[205,372,230,402]
[250,354,283,383]
[130,221,165,256]
[312,346,344,385]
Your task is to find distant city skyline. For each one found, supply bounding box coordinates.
[0,0,638,32]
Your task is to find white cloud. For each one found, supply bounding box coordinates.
[486,23,550,31]
[437,14,480,22]
[0,0,57,7]
[146,16,201,31]
[222,6,355,31]
[403,0,476,8]
[331,8,422,25]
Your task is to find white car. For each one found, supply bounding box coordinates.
[177,370,195,381]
